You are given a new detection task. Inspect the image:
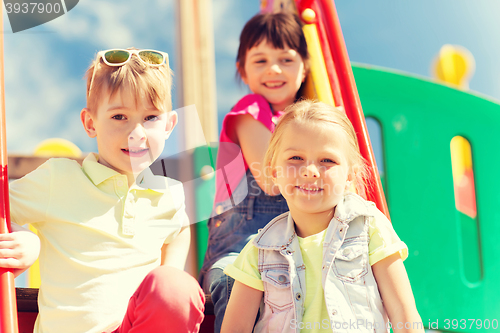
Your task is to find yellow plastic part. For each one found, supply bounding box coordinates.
[302,23,335,106]
[27,225,41,288]
[450,136,477,218]
[33,138,83,158]
[432,44,475,89]
[301,8,316,24]
[450,136,472,184]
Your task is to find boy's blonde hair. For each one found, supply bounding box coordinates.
[263,99,370,195]
[85,49,173,113]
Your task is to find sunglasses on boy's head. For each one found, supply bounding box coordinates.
[87,49,169,98]
[99,49,168,67]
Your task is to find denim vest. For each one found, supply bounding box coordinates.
[252,193,389,333]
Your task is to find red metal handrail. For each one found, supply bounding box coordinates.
[0,2,20,332]
[314,0,390,217]
[311,1,343,107]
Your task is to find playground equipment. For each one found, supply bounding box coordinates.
[353,64,500,331]
[433,45,483,287]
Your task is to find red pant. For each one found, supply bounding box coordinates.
[108,266,205,333]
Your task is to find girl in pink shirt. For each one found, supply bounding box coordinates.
[199,12,309,333]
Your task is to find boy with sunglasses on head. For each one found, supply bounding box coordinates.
[0,48,205,333]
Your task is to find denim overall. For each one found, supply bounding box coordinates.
[253,193,389,333]
[199,169,289,333]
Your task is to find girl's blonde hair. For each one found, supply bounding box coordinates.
[85,49,173,114]
[263,100,370,195]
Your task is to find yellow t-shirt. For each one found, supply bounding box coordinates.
[10,154,188,333]
[225,213,407,333]
[298,230,331,332]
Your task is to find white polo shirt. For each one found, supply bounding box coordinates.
[10,153,188,333]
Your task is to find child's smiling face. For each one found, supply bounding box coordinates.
[241,40,306,111]
[272,121,351,234]
[81,88,176,184]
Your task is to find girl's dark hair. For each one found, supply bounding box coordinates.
[236,12,309,79]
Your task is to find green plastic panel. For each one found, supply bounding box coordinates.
[193,145,217,271]
[354,64,500,331]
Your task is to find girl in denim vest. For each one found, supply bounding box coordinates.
[222,100,424,333]
[199,12,310,333]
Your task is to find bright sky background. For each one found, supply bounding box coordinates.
[2,0,500,156]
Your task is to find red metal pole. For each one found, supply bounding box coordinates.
[0,2,20,332]
[316,0,390,218]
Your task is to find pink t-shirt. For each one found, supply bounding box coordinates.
[214,94,284,206]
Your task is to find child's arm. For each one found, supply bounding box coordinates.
[0,222,40,277]
[234,114,280,196]
[160,226,190,270]
[221,280,263,333]
[372,253,424,333]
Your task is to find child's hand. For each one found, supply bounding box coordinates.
[0,223,40,276]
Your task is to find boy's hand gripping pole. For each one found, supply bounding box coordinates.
[0,3,20,333]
